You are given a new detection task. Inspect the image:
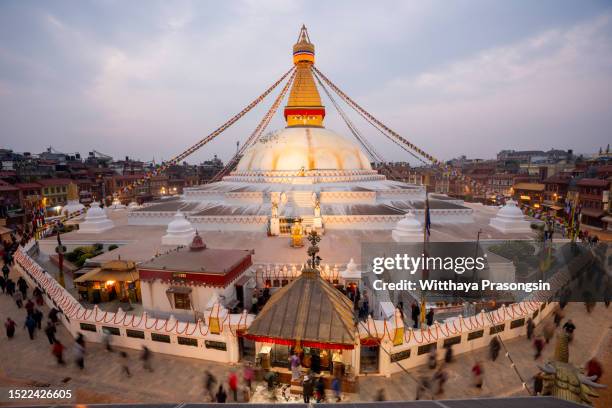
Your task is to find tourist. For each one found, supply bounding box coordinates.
[25,298,34,315]
[302,375,313,403]
[5,317,16,338]
[52,340,65,365]
[444,344,453,363]
[553,309,563,327]
[533,372,543,395]
[563,319,576,342]
[533,336,544,360]
[76,332,86,348]
[14,290,23,308]
[44,320,57,344]
[228,370,238,401]
[102,329,113,352]
[141,345,153,372]
[414,375,431,400]
[215,385,227,403]
[542,321,554,344]
[2,262,9,281]
[411,303,420,328]
[24,314,36,340]
[48,308,60,324]
[426,309,434,326]
[290,352,301,381]
[526,317,534,340]
[374,388,386,401]
[5,278,15,296]
[490,337,501,361]
[471,361,483,388]
[119,351,131,377]
[314,375,325,402]
[17,276,28,298]
[331,376,341,402]
[204,370,217,400]
[433,366,448,395]
[428,345,437,369]
[33,287,43,306]
[243,363,254,390]
[585,357,603,382]
[73,341,85,370]
[0,274,5,294]
[33,308,43,329]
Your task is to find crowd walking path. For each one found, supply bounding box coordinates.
[1,261,610,404]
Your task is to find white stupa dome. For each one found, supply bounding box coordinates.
[78,202,114,233]
[110,197,126,210]
[392,211,423,242]
[63,200,85,216]
[162,211,196,246]
[340,258,361,280]
[236,127,372,172]
[489,200,531,233]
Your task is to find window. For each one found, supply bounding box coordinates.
[417,343,435,355]
[490,324,505,335]
[174,293,191,310]
[151,333,171,343]
[443,336,462,347]
[205,340,227,351]
[467,330,484,341]
[390,349,411,362]
[80,323,97,332]
[126,329,145,339]
[178,337,198,347]
[102,326,120,336]
[510,319,525,329]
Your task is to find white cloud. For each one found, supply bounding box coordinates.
[361,13,612,161]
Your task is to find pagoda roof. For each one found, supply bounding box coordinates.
[245,268,356,349]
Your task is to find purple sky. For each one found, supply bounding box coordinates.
[1,0,611,164]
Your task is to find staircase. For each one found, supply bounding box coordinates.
[291,191,314,207]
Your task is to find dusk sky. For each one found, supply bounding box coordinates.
[1,0,611,164]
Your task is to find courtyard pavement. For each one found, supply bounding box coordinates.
[1,263,610,405]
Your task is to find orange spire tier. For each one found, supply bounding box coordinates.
[284,25,325,127]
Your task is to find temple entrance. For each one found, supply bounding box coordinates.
[279,217,297,235]
[360,345,379,373]
[238,336,255,362]
[272,344,291,368]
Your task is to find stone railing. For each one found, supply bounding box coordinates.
[14,240,252,363]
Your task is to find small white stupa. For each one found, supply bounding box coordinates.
[340,258,361,281]
[63,183,85,216]
[392,211,423,242]
[162,211,196,246]
[78,202,114,233]
[109,197,126,210]
[489,200,531,233]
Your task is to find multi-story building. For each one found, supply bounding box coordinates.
[38,178,73,208]
[513,182,545,209]
[542,174,571,216]
[577,178,610,229]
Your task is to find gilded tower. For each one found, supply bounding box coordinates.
[284,25,325,128]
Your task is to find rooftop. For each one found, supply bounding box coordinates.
[138,246,252,274]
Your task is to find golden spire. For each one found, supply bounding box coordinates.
[284,25,325,127]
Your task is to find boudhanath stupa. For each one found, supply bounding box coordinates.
[128,30,473,234]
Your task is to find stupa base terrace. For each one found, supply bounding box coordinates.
[127,170,473,232]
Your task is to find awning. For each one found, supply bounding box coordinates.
[74,268,138,283]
